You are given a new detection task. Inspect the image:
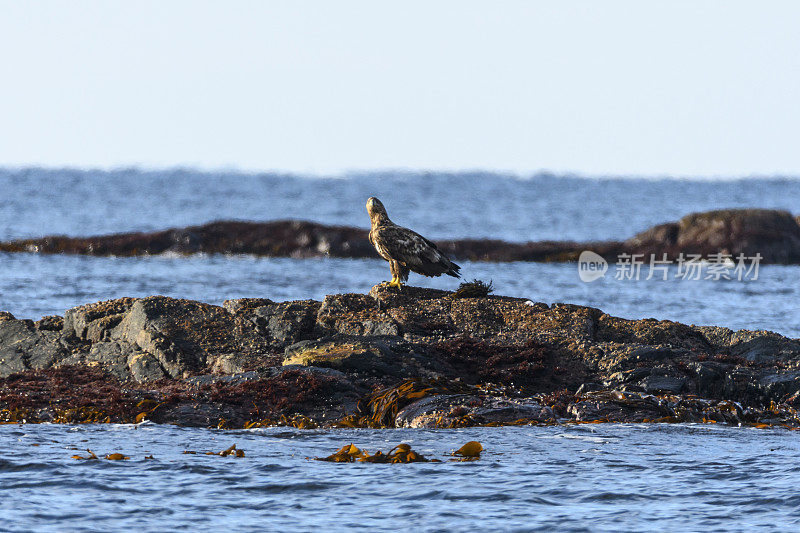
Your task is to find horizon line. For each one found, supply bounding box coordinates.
[1,164,799,182]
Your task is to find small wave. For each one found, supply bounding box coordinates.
[230,481,344,493]
[0,458,56,473]
[579,491,650,503]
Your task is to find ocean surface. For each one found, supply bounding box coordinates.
[2,423,799,532]
[1,168,800,531]
[0,168,798,337]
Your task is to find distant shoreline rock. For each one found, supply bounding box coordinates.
[2,284,800,429]
[1,208,799,264]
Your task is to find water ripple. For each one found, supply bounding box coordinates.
[3,422,800,531]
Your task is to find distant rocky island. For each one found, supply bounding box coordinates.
[2,208,800,264]
[2,284,799,429]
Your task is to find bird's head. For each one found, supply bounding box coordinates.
[366,197,390,224]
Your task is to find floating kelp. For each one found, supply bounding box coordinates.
[183,444,245,457]
[314,442,432,463]
[71,450,130,460]
[71,450,99,460]
[452,441,483,460]
[316,443,365,463]
[105,453,130,460]
[380,443,429,464]
[315,442,483,464]
[214,444,245,457]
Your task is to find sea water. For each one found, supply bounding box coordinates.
[1,423,799,532]
[1,169,799,530]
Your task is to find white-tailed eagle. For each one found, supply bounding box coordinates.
[366,197,461,289]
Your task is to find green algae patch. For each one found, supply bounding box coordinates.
[283,342,372,367]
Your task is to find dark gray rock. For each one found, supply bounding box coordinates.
[283,337,399,375]
[729,331,800,363]
[0,321,27,377]
[576,382,604,394]
[0,319,67,376]
[756,371,800,401]
[147,402,243,427]
[599,344,680,373]
[316,293,401,337]
[626,208,800,264]
[638,372,687,394]
[471,397,555,423]
[690,361,727,397]
[63,297,136,341]
[88,341,135,380]
[694,326,735,348]
[35,315,64,331]
[272,365,348,379]
[222,298,275,315]
[568,390,668,422]
[114,296,237,378]
[207,353,249,375]
[361,319,402,336]
[395,394,555,428]
[128,352,168,382]
[394,394,479,427]
[252,300,320,345]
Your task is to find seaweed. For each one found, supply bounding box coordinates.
[315,442,431,463]
[315,441,483,463]
[450,279,494,299]
[356,379,472,427]
[453,441,482,459]
[181,444,245,457]
[434,337,547,388]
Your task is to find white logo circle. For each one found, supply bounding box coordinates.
[578,251,608,282]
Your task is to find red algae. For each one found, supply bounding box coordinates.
[434,337,547,387]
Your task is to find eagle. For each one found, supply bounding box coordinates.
[366,197,461,289]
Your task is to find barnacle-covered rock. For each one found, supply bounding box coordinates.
[2,282,800,427]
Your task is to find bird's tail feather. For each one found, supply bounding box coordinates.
[447,262,462,278]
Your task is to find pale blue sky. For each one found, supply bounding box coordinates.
[1,1,798,177]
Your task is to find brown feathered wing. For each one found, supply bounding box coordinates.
[370,224,461,280]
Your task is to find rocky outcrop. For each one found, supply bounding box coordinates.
[2,285,800,428]
[2,208,800,263]
[0,220,374,258]
[624,209,800,263]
